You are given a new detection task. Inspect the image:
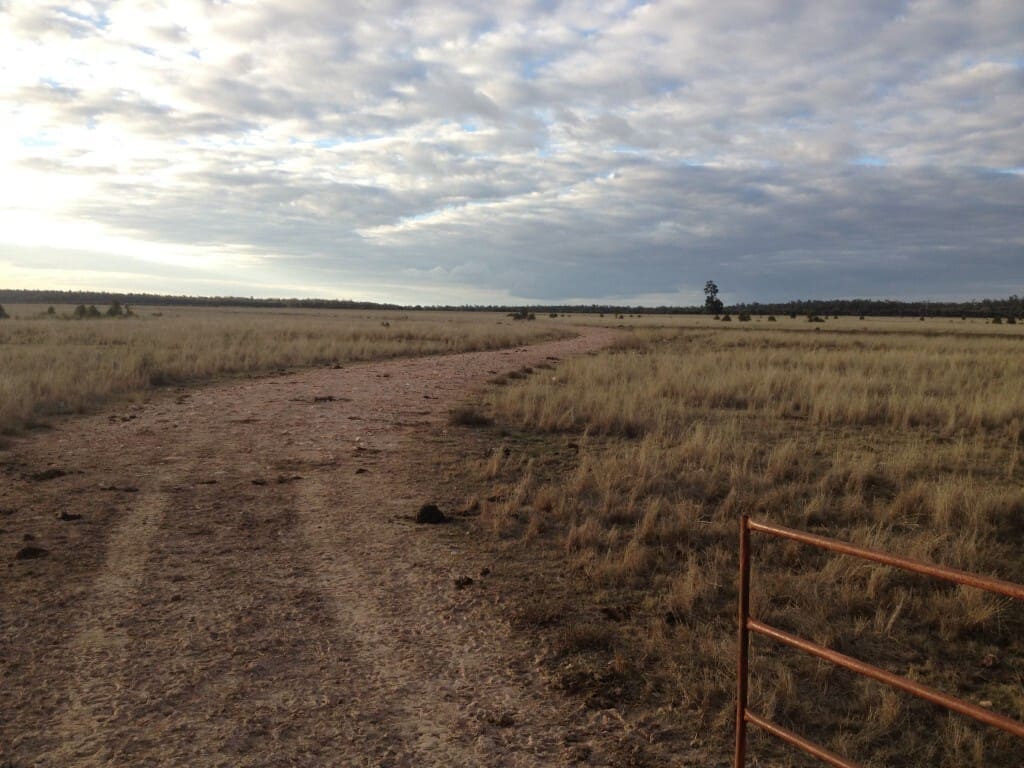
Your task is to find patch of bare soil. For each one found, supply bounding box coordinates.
[0,327,674,767]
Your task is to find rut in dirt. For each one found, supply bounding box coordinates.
[1,328,638,768]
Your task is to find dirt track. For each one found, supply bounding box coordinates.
[1,327,630,767]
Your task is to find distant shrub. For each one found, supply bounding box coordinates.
[738,312,752,322]
[859,315,866,320]
[549,313,558,318]
[992,316,1003,325]
[508,310,536,321]
[789,312,797,319]
[767,315,777,322]
[107,300,125,317]
[1007,316,1017,325]
[0,303,8,319]
[46,306,56,315]
[720,314,732,322]
[808,315,825,323]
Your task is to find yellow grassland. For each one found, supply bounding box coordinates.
[472,321,1024,766]
[0,305,566,434]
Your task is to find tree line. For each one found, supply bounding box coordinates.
[1,289,1021,319]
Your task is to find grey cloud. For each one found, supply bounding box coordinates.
[356,163,1023,301]
[20,82,259,137]
[13,5,97,38]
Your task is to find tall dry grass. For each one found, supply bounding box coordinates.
[469,324,1024,766]
[0,306,565,434]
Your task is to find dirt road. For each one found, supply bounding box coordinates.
[0,327,638,767]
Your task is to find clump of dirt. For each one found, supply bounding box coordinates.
[16,545,49,560]
[29,468,67,482]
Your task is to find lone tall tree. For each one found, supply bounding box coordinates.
[704,280,723,314]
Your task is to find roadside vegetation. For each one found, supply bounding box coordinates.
[0,305,567,435]
[462,322,1024,767]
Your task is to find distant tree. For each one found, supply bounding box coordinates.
[107,300,125,317]
[704,281,723,315]
[74,304,101,319]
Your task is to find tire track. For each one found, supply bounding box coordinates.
[37,480,169,766]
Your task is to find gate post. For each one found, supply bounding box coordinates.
[735,514,752,768]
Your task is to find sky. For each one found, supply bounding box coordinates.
[1,1,1022,306]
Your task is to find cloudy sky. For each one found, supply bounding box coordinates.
[1,1,1022,305]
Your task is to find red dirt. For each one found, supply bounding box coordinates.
[0,327,641,767]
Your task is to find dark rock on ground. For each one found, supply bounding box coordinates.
[416,503,447,524]
[454,576,474,589]
[56,511,83,521]
[16,545,49,560]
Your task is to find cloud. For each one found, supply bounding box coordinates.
[1,0,1022,303]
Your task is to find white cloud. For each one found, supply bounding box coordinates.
[1,0,1021,303]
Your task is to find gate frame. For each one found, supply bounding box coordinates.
[734,514,1024,768]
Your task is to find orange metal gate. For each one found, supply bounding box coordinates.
[734,515,1024,768]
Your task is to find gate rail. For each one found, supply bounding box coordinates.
[734,515,1024,768]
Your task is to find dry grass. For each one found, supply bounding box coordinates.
[0,305,566,434]
[464,321,1024,766]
